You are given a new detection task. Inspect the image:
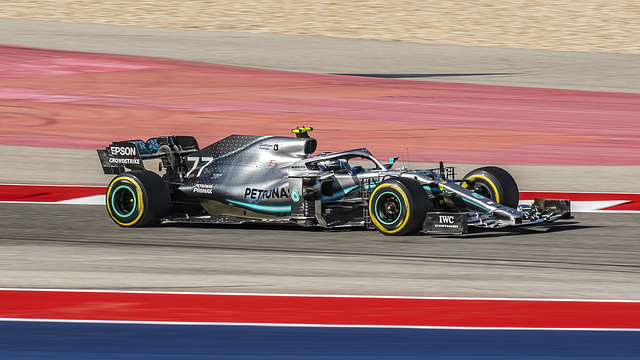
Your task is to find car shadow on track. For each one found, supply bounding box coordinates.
[444,221,593,239]
[159,220,591,238]
[332,72,520,79]
[159,221,331,233]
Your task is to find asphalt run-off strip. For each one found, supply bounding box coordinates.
[1,184,639,213]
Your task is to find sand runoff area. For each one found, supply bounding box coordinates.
[1,0,638,54]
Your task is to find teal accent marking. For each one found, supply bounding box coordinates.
[374,191,402,225]
[227,199,291,213]
[472,192,485,199]
[427,184,489,211]
[423,185,441,192]
[461,196,489,211]
[111,185,136,218]
[292,186,300,202]
[319,185,360,202]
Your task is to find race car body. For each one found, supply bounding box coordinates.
[97,128,571,235]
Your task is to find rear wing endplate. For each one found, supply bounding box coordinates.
[97,136,199,175]
[97,142,145,174]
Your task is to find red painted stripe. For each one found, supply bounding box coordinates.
[521,191,640,211]
[0,184,104,202]
[1,290,639,329]
[2,185,640,211]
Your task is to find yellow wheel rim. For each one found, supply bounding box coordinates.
[106,176,144,226]
[462,174,500,203]
[369,183,410,234]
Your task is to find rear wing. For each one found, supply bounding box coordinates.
[97,135,199,175]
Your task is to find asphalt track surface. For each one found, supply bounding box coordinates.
[2,203,640,299]
[1,18,640,299]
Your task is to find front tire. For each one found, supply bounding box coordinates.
[368,177,428,236]
[106,170,170,227]
[462,166,519,208]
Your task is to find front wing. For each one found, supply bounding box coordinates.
[424,198,572,234]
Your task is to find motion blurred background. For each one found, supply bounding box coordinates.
[1,0,638,54]
[2,3,640,357]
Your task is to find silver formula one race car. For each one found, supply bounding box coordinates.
[97,127,571,235]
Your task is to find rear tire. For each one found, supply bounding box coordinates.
[368,177,428,236]
[106,170,170,227]
[462,166,519,208]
